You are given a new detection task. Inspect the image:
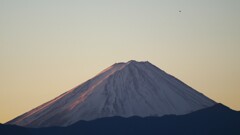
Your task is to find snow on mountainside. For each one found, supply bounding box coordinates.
[7,60,216,127]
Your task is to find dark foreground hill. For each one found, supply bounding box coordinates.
[1,103,240,135]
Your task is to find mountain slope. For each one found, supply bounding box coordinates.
[2,104,240,135]
[7,60,216,127]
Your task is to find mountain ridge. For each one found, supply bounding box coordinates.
[2,104,240,135]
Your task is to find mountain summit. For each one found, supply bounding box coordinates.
[7,60,216,127]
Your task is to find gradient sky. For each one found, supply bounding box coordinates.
[0,0,240,123]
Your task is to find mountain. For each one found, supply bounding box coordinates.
[7,60,216,127]
[2,104,240,135]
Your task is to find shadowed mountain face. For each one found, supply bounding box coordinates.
[1,104,240,135]
[7,60,216,127]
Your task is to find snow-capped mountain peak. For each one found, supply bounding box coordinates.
[7,60,216,127]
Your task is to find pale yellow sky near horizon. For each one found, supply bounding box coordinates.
[0,0,240,123]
